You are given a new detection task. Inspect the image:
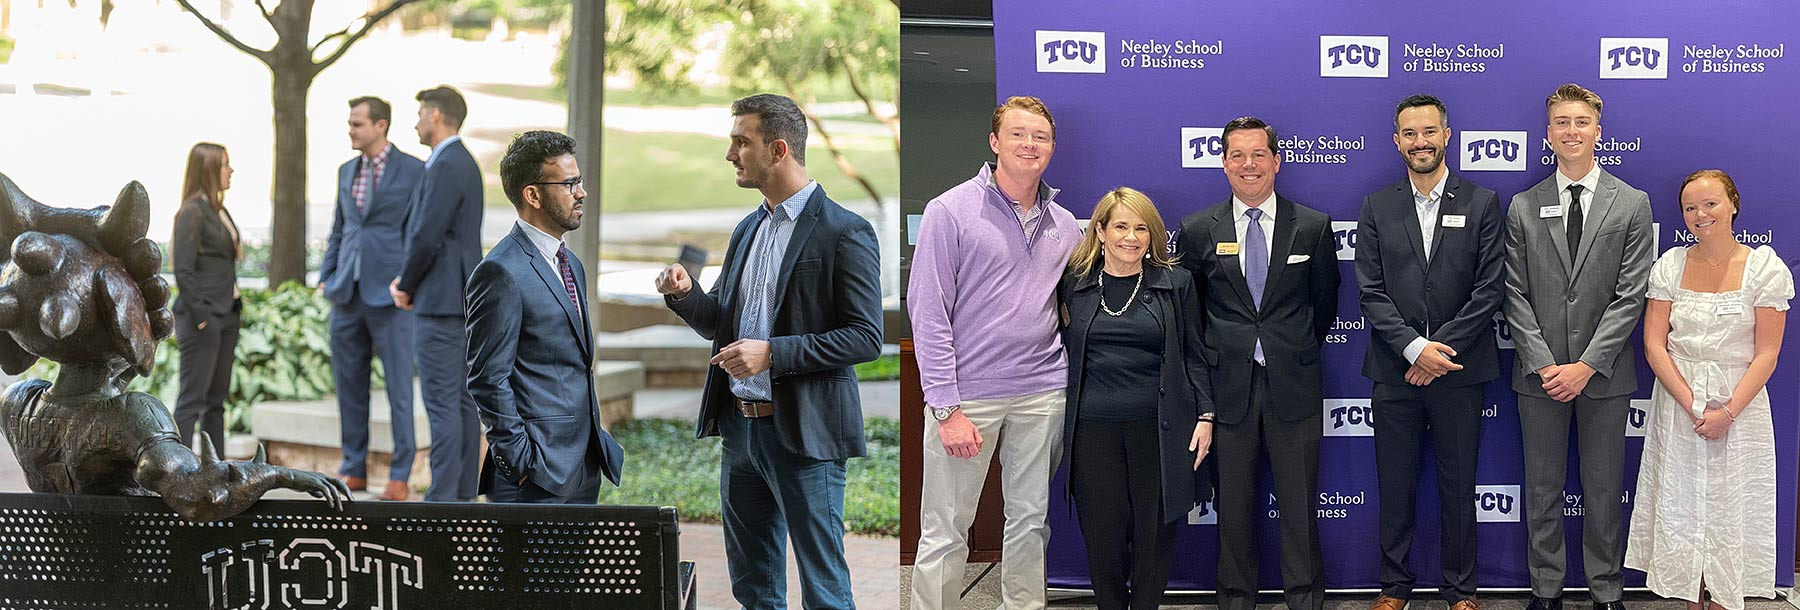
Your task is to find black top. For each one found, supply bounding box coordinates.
[1077,271,1162,422]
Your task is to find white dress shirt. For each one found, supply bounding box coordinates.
[1230,194,1278,274]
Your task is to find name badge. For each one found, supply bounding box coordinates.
[1216,242,1240,256]
[1441,214,1466,228]
[1539,205,1564,219]
[1717,301,1745,316]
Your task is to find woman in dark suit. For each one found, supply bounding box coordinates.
[171,142,243,449]
[1059,187,1215,610]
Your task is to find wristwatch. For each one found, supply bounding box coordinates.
[929,404,960,421]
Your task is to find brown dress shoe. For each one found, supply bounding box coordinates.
[379,480,410,501]
[341,475,367,492]
[1450,599,1482,610]
[1372,596,1408,610]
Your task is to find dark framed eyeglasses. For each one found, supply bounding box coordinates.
[529,177,583,195]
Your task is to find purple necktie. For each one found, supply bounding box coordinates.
[1245,207,1267,364]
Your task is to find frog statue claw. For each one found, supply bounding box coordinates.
[0,172,351,520]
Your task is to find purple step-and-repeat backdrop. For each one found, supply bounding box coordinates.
[994,0,1800,593]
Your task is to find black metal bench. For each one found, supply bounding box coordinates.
[0,492,697,609]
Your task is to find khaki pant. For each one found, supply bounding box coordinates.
[910,389,1065,610]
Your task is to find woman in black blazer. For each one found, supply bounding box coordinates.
[171,142,243,449]
[1059,187,1215,610]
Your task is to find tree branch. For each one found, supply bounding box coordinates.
[312,0,417,73]
[173,0,272,64]
[253,0,272,22]
[782,76,884,207]
[834,52,898,153]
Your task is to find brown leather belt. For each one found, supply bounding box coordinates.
[736,398,775,418]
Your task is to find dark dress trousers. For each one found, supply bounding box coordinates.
[170,194,241,451]
[1177,195,1339,610]
[466,224,624,503]
[1355,173,1503,603]
[320,147,424,483]
[397,137,485,501]
[666,186,882,610]
[1059,264,1215,610]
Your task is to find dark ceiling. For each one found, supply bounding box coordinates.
[898,0,992,21]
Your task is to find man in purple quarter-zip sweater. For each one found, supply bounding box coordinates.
[908,96,1082,610]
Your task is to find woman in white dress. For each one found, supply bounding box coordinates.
[1626,169,1793,610]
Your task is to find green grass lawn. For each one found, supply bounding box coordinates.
[594,417,900,537]
[475,126,896,212]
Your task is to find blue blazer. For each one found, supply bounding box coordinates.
[321,146,425,307]
[1355,173,1505,387]
[466,224,624,495]
[398,138,485,316]
[666,186,883,461]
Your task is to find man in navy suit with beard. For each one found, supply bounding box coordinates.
[465,130,623,503]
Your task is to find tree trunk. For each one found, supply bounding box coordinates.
[266,56,311,287]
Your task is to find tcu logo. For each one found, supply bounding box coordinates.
[1626,399,1650,437]
[202,538,424,609]
[1331,221,1358,261]
[1493,311,1513,349]
[1320,36,1389,78]
[1324,398,1374,437]
[1036,30,1107,74]
[1475,485,1522,522]
[1187,498,1218,525]
[1460,131,1528,172]
[1181,127,1224,168]
[1600,37,1668,79]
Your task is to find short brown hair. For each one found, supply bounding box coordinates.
[416,85,468,129]
[349,96,391,134]
[1546,83,1603,121]
[1223,116,1280,155]
[991,96,1055,139]
[1679,169,1741,221]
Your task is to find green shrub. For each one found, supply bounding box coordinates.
[26,283,383,432]
[595,417,900,537]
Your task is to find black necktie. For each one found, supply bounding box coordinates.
[1565,184,1585,260]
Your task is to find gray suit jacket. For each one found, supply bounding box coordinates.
[1501,168,1654,398]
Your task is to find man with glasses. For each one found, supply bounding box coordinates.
[467,130,623,504]
[657,93,881,610]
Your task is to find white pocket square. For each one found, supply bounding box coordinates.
[1286,254,1311,264]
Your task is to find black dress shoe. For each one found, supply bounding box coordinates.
[1592,602,1625,610]
[1524,595,1563,610]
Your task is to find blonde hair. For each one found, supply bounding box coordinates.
[1068,187,1176,275]
[1546,83,1603,121]
[991,96,1055,139]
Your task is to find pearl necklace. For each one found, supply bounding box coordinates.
[1099,270,1143,316]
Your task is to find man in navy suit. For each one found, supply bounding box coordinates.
[657,93,881,610]
[466,130,623,503]
[321,96,424,501]
[1355,94,1504,610]
[390,85,485,502]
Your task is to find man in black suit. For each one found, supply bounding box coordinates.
[321,96,424,501]
[390,85,485,502]
[657,93,882,610]
[465,130,623,503]
[1355,94,1503,610]
[1177,116,1339,610]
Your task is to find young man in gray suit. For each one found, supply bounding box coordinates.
[1502,83,1653,610]
[1357,94,1504,610]
[657,93,882,610]
[465,130,623,503]
[321,96,424,501]
[390,85,486,502]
